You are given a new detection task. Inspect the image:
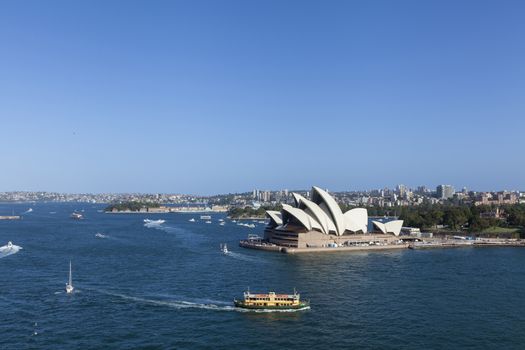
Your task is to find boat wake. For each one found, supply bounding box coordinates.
[93,289,308,313]
[95,290,238,312]
[144,219,166,228]
[224,251,264,263]
[0,242,22,258]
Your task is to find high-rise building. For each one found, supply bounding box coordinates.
[436,185,455,199]
[396,184,407,197]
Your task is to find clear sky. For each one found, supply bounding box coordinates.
[0,0,524,194]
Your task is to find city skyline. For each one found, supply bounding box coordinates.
[1,1,524,194]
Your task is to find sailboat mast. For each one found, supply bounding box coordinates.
[69,261,72,285]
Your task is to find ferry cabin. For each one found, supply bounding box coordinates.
[242,291,301,307]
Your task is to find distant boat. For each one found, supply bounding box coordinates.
[218,219,224,222]
[65,261,74,294]
[205,220,212,224]
[219,221,225,226]
[144,219,165,225]
[70,212,84,220]
[95,233,107,239]
[0,241,22,256]
[189,218,196,222]
[220,243,229,254]
[200,215,211,220]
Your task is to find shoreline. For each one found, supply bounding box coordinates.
[240,238,525,254]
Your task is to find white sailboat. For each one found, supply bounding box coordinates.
[66,261,74,294]
[220,243,229,254]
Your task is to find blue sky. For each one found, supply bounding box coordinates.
[0,0,524,194]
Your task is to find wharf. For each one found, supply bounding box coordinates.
[239,240,409,254]
[410,240,525,249]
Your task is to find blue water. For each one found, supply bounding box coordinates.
[1,203,525,349]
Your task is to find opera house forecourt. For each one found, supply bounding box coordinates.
[240,186,407,253]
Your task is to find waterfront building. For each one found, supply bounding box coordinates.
[264,186,403,248]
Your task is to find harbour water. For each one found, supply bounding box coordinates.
[1,203,525,349]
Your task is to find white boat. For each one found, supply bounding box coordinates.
[65,261,74,294]
[220,243,229,254]
[218,219,224,222]
[246,224,256,228]
[0,241,22,256]
[189,218,196,222]
[95,233,107,238]
[219,222,225,226]
[143,219,165,225]
[205,220,212,224]
[70,212,84,220]
[200,215,211,220]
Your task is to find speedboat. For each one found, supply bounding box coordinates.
[189,218,196,222]
[70,212,84,220]
[65,261,74,294]
[205,220,212,224]
[144,219,165,225]
[0,241,21,255]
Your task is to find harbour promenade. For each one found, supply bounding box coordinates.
[240,237,525,254]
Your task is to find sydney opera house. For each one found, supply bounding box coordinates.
[263,186,404,249]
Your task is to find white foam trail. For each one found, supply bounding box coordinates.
[0,243,22,258]
[144,222,164,229]
[97,290,237,311]
[224,251,267,264]
[95,289,309,313]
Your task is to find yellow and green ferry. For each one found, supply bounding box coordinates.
[234,289,309,310]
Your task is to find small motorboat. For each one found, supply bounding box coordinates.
[70,212,84,220]
[144,219,165,225]
[189,218,196,222]
[220,243,229,254]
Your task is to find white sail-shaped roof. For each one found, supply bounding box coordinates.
[344,208,368,233]
[266,211,283,227]
[292,192,336,234]
[372,220,403,236]
[311,186,345,235]
[281,204,314,231]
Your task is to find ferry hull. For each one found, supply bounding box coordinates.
[234,300,309,310]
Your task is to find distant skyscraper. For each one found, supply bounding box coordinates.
[436,185,455,199]
[396,184,407,197]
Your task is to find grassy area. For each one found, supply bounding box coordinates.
[481,227,520,234]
